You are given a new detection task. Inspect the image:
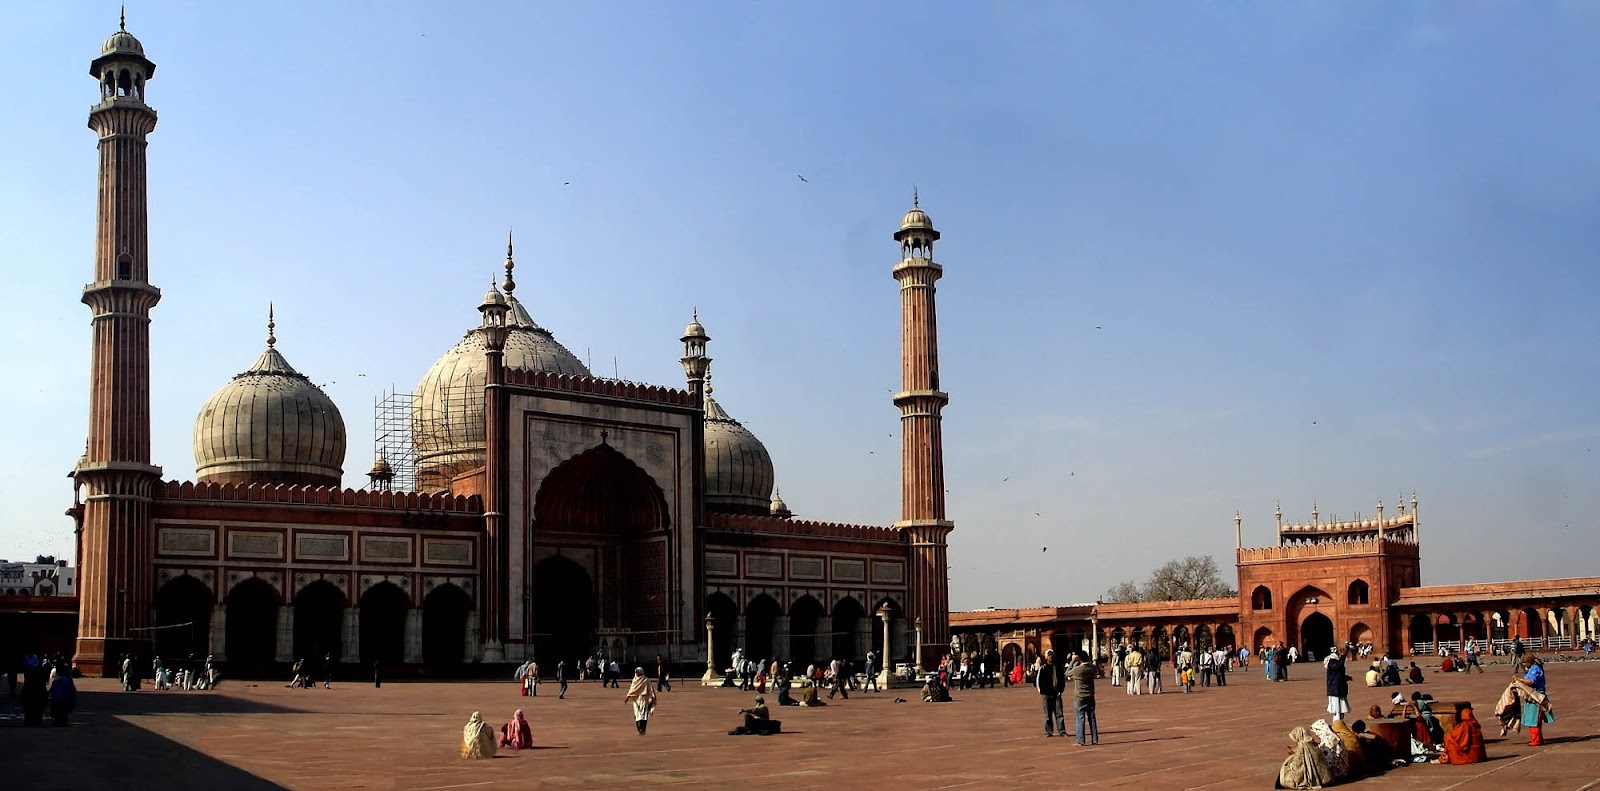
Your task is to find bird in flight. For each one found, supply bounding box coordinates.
[1095,326,1103,330]
[797,175,808,183]
[563,182,570,185]
[1041,547,1048,552]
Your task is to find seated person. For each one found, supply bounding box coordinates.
[1411,692,1443,744]
[921,676,952,702]
[1436,703,1487,765]
[1406,662,1424,684]
[1365,662,1382,687]
[800,685,825,706]
[730,696,781,735]
[776,678,798,706]
[1349,720,1406,770]
[1440,655,1456,673]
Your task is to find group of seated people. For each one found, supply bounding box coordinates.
[1363,657,1425,687]
[1277,698,1486,788]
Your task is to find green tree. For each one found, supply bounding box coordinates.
[1102,555,1236,603]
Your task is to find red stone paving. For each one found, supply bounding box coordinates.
[8,658,1599,790]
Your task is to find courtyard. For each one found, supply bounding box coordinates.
[7,658,1599,790]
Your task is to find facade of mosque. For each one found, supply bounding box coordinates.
[65,21,952,677]
[953,500,1600,670]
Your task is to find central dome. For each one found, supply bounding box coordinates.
[412,294,590,490]
[193,341,346,487]
[703,393,775,514]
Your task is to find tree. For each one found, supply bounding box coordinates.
[1102,555,1236,603]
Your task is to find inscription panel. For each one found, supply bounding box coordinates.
[746,554,782,578]
[158,527,215,557]
[360,536,413,564]
[831,559,865,583]
[228,531,283,560]
[424,538,474,567]
[704,552,737,576]
[295,534,349,562]
[871,561,904,584]
[790,557,824,581]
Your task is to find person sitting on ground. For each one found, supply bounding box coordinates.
[1329,718,1367,777]
[1436,703,1487,765]
[921,675,952,703]
[1406,662,1424,684]
[730,695,781,735]
[1365,661,1382,687]
[499,708,533,750]
[1350,720,1406,770]
[800,684,825,706]
[1310,719,1350,782]
[1275,725,1333,790]
[461,711,496,759]
[1440,654,1456,673]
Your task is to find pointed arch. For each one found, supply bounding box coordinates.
[423,583,472,667]
[1347,579,1370,606]
[293,580,345,663]
[789,595,824,666]
[154,575,212,662]
[705,592,739,671]
[831,596,865,662]
[359,582,408,667]
[1251,585,1273,611]
[225,577,279,674]
[744,593,781,660]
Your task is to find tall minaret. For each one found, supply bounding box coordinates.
[892,192,953,668]
[75,13,162,676]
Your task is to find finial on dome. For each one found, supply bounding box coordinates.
[502,230,516,295]
[120,5,127,32]
[704,367,713,396]
[913,185,919,208]
[267,302,276,347]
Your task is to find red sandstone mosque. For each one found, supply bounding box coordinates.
[66,19,952,677]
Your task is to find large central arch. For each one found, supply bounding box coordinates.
[1300,612,1334,659]
[530,555,597,667]
[533,444,672,641]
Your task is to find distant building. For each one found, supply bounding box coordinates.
[0,557,76,597]
[955,500,1600,669]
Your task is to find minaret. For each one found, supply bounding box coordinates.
[680,309,710,401]
[74,14,162,676]
[892,192,953,668]
[478,271,511,663]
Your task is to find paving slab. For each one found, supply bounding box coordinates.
[6,658,1599,790]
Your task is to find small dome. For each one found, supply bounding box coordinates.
[900,207,934,231]
[479,286,506,309]
[769,489,791,517]
[368,457,394,477]
[703,395,775,514]
[412,294,590,489]
[194,346,347,487]
[101,30,144,57]
[683,318,707,340]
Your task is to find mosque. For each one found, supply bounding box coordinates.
[67,19,952,677]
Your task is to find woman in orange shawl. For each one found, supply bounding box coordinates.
[1436,703,1487,765]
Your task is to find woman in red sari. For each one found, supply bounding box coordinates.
[1436,703,1487,765]
[500,709,533,750]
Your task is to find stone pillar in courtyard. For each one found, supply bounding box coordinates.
[877,604,894,687]
[403,609,423,664]
[209,604,227,659]
[702,613,719,685]
[275,606,294,663]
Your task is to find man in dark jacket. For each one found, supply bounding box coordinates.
[1036,649,1067,737]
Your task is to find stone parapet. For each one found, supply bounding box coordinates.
[156,480,480,513]
[706,512,902,544]
[502,369,695,407]
[1237,536,1418,564]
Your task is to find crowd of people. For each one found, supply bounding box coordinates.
[9,652,77,727]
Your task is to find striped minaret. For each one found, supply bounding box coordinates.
[892,192,953,669]
[75,13,164,676]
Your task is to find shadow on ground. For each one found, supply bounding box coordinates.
[6,691,295,791]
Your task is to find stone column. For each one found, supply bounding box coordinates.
[275,606,294,663]
[403,608,423,664]
[772,614,790,663]
[701,614,718,685]
[877,607,894,687]
[208,604,227,660]
[914,618,924,669]
[342,607,360,663]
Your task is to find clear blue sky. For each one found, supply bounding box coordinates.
[2,2,1596,609]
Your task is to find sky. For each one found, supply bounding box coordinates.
[1,2,1596,610]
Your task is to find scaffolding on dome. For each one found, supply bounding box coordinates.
[370,387,417,492]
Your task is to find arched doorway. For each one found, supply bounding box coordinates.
[1409,613,1435,651]
[532,445,672,639]
[359,583,408,668]
[745,594,780,660]
[531,556,596,667]
[1194,625,1213,652]
[789,596,823,666]
[1348,622,1373,647]
[293,580,345,664]
[1253,626,1274,653]
[831,596,864,662]
[225,578,278,676]
[706,592,739,672]
[423,583,472,667]
[154,575,212,663]
[1216,624,1236,651]
[1300,612,1334,659]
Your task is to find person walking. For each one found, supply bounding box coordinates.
[864,651,879,692]
[1123,646,1143,695]
[1512,653,1554,746]
[1213,646,1229,686]
[1199,646,1213,687]
[625,667,658,735]
[372,660,382,689]
[322,652,335,689]
[556,660,569,699]
[1511,636,1525,668]
[1066,651,1098,746]
[656,655,672,692]
[1464,639,1484,673]
[1324,654,1350,722]
[1036,649,1066,737]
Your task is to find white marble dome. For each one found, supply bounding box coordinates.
[703,395,775,514]
[193,345,346,486]
[412,294,589,489]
